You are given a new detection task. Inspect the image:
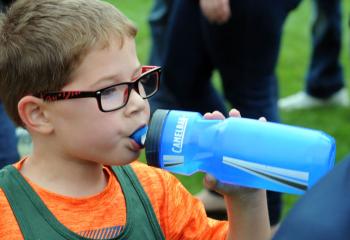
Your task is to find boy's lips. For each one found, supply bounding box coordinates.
[130,138,143,151]
[130,124,147,146]
[129,125,146,149]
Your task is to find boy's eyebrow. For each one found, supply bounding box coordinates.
[131,65,143,80]
[91,65,142,89]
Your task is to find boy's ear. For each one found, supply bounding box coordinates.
[18,96,54,134]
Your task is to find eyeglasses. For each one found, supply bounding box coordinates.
[36,66,161,112]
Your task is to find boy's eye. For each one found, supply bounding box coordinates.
[101,86,118,97]
[100,85,127,110]
[140,75,150,84]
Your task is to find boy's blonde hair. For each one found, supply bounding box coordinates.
[0,0,137,126]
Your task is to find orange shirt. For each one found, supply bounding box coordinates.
[0,160,228,239]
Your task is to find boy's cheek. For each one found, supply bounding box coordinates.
[144,101,151,118]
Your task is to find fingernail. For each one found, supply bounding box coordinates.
[229,108,239,114]
[205,174,216,188]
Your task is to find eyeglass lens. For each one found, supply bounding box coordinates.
[100,69,159,111]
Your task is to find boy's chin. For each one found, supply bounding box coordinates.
[111,153,141,166]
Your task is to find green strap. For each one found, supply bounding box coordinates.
[0,168,36,239]
[0,166,82,239]
[112,165,165,239]
[0,164,164,239]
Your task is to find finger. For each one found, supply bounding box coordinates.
[210,10,226,24]
[204,174,260,197]
[214,15,228,24]
[228,108,241,118]
[258,116,267,122]
[218,12,230,24]
[203,174,239,195]
[202,0,229,24]
[217,0,231,23]
[205,14,217,24]
[203,111,225,120]
[212,110,225,119]
[203,174,218,190]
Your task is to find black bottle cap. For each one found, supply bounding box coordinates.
[145,109,170,168]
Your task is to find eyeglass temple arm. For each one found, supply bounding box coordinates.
[38,91,97,102]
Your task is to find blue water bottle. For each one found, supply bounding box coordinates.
[132,109,336,194]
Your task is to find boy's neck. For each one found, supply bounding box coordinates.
[19,154,108,198]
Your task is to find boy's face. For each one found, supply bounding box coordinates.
[47,38,150,166]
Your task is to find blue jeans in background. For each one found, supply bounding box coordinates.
[148,0,173,66]
[306,0,344,98]
[0,101,19,168]
[149,0,301,225]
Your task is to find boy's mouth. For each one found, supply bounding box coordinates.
[130,138,143,151]
[130,125,148,148]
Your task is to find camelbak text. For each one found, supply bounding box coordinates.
[171,116,188,153]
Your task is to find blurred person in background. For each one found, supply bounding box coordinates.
[273,6,350,239]
[279,0,349,110]
[148,0,173,66]
[0,0,19,169]
[0,102,19,169]
[273,152,350,239]
[149,0,301,232]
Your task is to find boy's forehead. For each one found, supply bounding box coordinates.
[65,38,140,89]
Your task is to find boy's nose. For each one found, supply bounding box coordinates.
[125,89,147,114]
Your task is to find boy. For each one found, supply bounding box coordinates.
[0,0,270,239]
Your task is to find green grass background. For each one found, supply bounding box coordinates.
[108,0,350,219]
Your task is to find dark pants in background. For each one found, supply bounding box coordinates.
[149,0,302,225]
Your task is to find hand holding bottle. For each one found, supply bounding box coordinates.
[201,109,271,240]
[201,109,266,196]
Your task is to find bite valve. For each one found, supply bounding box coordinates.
[130,125,148,147]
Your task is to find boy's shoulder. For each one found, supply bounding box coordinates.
[0,179,22,239]
[0,165,14,186]
[0,167,10,208]
[130,161,175,183]
[0,165,22,212]
[128,161,185,195]
[0,187,10,212]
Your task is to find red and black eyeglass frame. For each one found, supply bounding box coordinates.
[34,65,161,112]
